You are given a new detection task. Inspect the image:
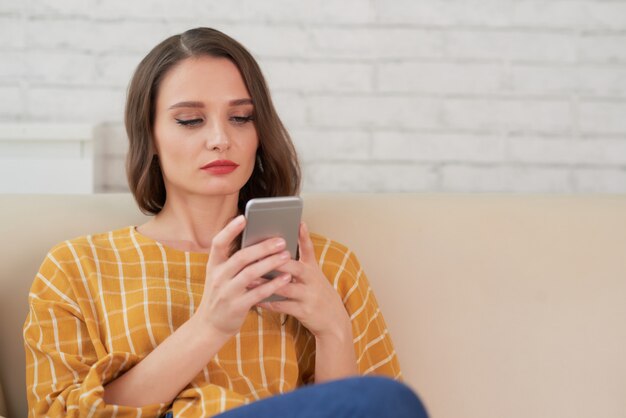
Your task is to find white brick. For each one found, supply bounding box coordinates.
[25,50,96,85]
[513,1,626,30]
[442,164,572,192]
[376,0,626,30]
[579,101,626,135]
[87,0,190,20]
[98,22,175,54]
[443,98,573,134]
[0,85,24,118]
[308,28,445,60]
[35,0,92,17]
[375,0,509,27]
[509,137,626,166]
[216,0,375,24]
[371,132,506,163]
[25,18,95,51]
[262,60,373,93]
[291,129,370,162]
[378,61,503,94]
[309,96,442,130]
[271,92,308,130]
[577,138,626,166]
[96,53,144,88]
[508,137,578,165]
[573,168,626,193]
[573,66,626,97]
[303,162,438,192]
[446,30,577,63]
[0,51,24,82]
[26,87,124,122]
[575,1,626,31]
[507,64,626,97]
[506,65,577,95]
[221,25,311,58]
[510,1,587,29]
[0,16,25,48]
[579,34,626,64]
[0,140,81,158]
[92,0,375,24]
[0,1,25,13]
[25,18,171,53]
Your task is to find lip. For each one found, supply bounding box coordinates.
[201,159,239,175]
[201,159,239,169]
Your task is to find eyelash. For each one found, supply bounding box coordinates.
[175,115,255,127]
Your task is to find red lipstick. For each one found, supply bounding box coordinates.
[201,159,239,175]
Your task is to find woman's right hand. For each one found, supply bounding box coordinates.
[193,214,292,339]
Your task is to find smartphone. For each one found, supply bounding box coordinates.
[241,196,303,287]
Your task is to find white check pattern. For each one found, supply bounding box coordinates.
[24,227,401,417]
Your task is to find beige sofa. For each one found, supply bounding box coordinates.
[1,193,625,418]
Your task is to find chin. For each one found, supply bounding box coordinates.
[169,173,252,198]
[200,182,246,197]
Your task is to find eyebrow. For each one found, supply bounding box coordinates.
[168,98,253,109]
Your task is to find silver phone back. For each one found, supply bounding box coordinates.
[241,196,303,279]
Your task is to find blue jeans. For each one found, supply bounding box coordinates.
[163,376,428,417]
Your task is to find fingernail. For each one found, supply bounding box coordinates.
[282,274,291,281]
[279,250,291,259]
[275,238,286,249]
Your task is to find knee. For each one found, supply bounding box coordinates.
[340,376,428,418]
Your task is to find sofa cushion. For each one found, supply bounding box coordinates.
[2,193,626,418]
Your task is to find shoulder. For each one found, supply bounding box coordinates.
[309,232,364,287]
[310,232,352,260]
[48,226,133,257]
[29,228,129,305]
[40,227,136,274]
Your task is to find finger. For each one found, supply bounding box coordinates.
[207,215,246,266]
[298,222,316,264]
[245,278,267,290]
[230,250,291,292]
[279,259,330,288]
[241,273,292,307]
[271,282,304,301]
[257,299,300,318]
[268,259,307,283]
[221,236,287,279]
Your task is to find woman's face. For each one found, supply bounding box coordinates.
[153,56,258,200]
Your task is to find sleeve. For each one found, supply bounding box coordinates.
[23,251,169,418]
[336,250,403,380]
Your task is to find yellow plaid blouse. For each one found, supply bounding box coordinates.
[24,226,401,417]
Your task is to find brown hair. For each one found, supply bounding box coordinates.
[125,27,301,215]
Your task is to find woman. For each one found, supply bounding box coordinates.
[23,27,427,418]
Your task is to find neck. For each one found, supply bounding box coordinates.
[142,189,240,252]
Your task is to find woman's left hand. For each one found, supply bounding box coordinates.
[257,222,352,339]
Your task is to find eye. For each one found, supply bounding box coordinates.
[230,115,255,125]
[175,118,204,127]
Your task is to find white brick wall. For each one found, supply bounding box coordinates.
[1,0,624,193]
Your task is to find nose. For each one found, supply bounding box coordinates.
[204,119,231,152]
